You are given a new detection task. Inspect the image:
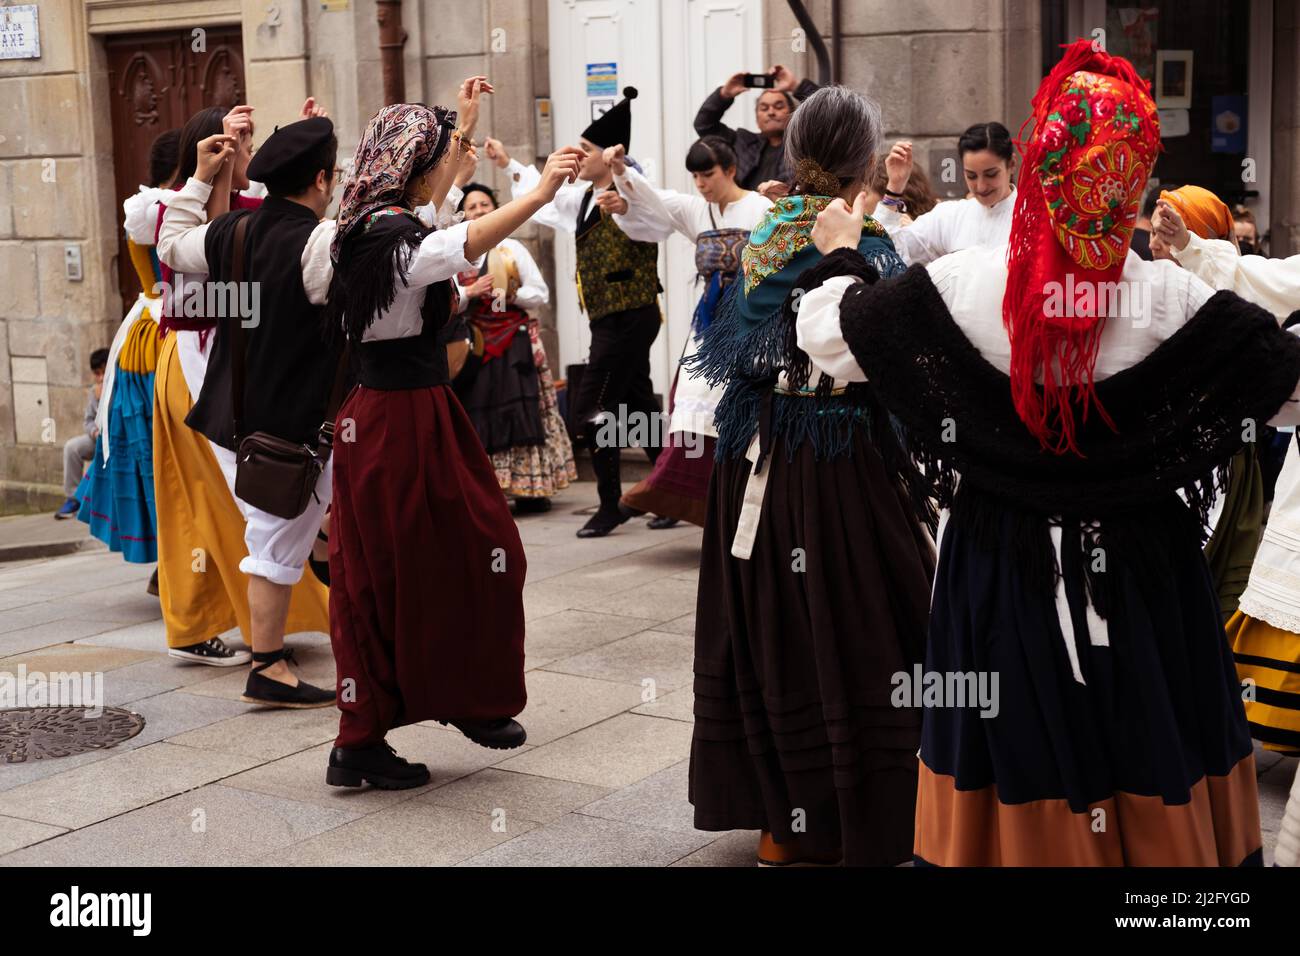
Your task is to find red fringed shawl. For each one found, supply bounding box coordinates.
[1004,39,1161,454]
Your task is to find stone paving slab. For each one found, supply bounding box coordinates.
[0,783,362,867]
[457,810,713,867]
[495,713,693,789]
[0,742,260,829]
[0,815,67,856]
[418,767,613,825]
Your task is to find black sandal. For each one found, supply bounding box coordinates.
[309,530,330,587]
[241,647,335,709]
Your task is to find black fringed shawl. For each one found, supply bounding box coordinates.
[829,248,1300,614]
[323,206,452,346]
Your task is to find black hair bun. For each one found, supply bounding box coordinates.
[623,87,638,99]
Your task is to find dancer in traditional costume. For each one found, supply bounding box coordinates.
[451,181,576,511]
[603,136,771,528]
[495,89,666,538]
[874,122,1016,263]
[685,87,933,866]
[74,130,181,576]
[154,104,328,668]
[323,92,585,788]
[798,41,1300,865]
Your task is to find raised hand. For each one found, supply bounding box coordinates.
[532,146,585,202]
[1152,199,1191,252]
[721,71,747,99]
[299,97,328,120]
[196,133,237,184]
[770,64,798,92]
[456,76,494,136]
[483,137,510,169]
[885,140,912,195]
[223,105,255,144]
[812,190,868,254]
[594,190,628,216]
[602,144,627,177]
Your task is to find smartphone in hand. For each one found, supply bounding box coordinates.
[742,72,775,89]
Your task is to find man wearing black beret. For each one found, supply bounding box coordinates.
[157,115,343,708]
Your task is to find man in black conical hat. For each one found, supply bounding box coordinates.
[486,86,665,538]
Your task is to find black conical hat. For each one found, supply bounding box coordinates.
[581,87,637,151]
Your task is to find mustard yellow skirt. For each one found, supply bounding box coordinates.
[151,333,329,648]
[1227,608,1300,755]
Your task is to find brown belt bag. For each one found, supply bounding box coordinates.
[226,215,348,520]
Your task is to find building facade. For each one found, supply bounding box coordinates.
[1,0,1292,508]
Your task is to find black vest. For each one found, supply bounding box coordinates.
[187,197,342,450]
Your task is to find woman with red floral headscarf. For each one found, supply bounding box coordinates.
[790,40,1300,865]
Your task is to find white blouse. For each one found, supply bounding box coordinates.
[452,236,549,314]
[610,165,772,242]
[1174,232,1300,321]
[873,190,1015,266]
[123,185,176,246]
[798,245,1222,384]
[156,177,474,342]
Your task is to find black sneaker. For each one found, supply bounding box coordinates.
[326,742,430,790]
[647,515,680,530]
[240,648,335,709]
[437,717,527,750]
[168,636,252,667]
[577,508,630,538]
[146,568,159,596]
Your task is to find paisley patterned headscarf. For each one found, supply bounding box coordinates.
[1005,39,1160,455]
[331,102,458,261]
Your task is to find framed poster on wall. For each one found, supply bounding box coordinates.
[1155,49,1194,108]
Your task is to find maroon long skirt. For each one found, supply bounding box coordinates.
[329,384,527,749]
[620,432,716,527]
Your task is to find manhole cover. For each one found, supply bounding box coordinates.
[0,707,146,763]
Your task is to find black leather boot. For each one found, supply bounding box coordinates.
[241,648,335,708]
[438,717,527,750]
[326,741,430,790]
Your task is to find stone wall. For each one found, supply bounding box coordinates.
[0,0,113,509]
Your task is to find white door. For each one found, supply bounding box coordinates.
[548,0,764,395]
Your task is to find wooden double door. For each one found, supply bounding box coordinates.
[105,28,246,314]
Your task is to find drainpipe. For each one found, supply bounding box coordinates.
[786,0,832,85]
[831,0,842,83]
[377,0,406,105]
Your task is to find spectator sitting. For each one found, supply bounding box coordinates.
[56,347,109,519]
[693,64,819,192]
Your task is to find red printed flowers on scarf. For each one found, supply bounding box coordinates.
[1003,39,1161,456]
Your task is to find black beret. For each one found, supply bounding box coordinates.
[247,116,334,182]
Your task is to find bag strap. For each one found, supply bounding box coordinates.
[228,214,250,443]
[228,211,350,454]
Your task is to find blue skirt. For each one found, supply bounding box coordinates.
[78,366,157,564]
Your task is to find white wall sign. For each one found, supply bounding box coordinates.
[0,4,39,60]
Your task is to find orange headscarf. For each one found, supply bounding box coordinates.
[1159,185,1234,241]
[1005,40,1161,455]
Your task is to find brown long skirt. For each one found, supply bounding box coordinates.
[689,427,935,865]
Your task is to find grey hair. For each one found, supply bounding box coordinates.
[783,85,884,189]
